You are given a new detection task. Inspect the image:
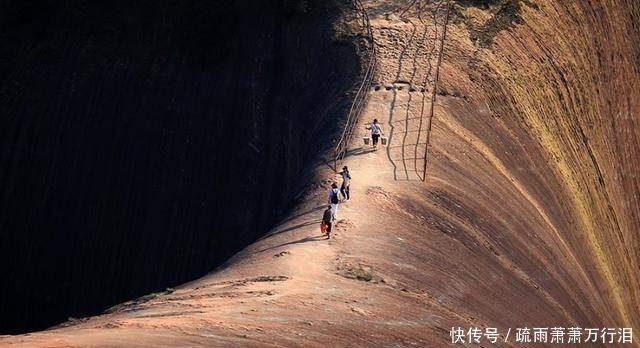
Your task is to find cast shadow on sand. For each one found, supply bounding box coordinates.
[345,146,378,157]
[257,234,328,253]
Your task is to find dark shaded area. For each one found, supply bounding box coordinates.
[0,0,359,334]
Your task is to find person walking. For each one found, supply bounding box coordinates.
[328,182,342,221]
[339,166,351,201]
[366,118,384,149]
[322,205,333,239]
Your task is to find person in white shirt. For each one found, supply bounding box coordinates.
[328,182,342,221]
[366,118,384,149]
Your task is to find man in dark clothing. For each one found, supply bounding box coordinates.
[339,166,351,201]
[322,205,333,239]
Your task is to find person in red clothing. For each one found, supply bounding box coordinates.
[321,205,333,239]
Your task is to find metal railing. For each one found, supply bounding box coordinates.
[331,0,377,171]
[421,2,450,181]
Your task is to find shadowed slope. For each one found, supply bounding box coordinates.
[0,1,359,333]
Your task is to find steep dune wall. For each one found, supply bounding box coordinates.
[430,0,639,336]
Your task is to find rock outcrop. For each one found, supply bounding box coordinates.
[0,0,638,346]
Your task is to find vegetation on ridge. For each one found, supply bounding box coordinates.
[453,0,524,48]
